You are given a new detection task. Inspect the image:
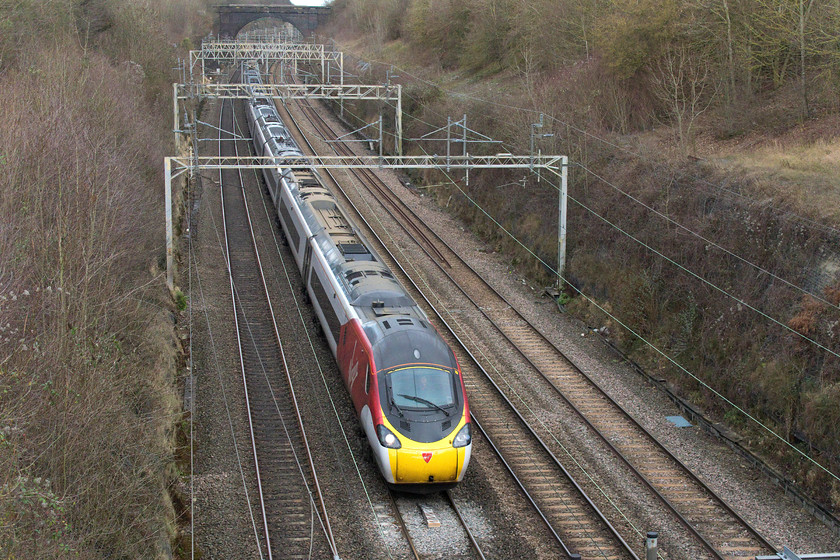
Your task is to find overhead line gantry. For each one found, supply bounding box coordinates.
[189,40,345,85]
[166,35,568,297]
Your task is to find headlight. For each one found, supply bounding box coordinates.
[376,424,401,449]
[452,423,471,448]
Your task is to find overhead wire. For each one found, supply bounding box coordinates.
[312,36,840,485]
[331,41,840,237]
[416,147,840,484]
[314,55,839,439]
[321,97,654,556]
[340,97,840,339]
[238,85,399,558]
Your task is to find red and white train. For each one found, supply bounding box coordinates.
[243,64,472,490]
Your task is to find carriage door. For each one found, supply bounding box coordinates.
[302,235,313,278]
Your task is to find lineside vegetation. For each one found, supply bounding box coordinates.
[327,0,840,513]
[0,0,209,557]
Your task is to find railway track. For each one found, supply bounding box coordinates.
[273,95,635,559]
[218,93,338,559]
[227,83,482,560]
[280,83,778,559]
[387,489,488,559]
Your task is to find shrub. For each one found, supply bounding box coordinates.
[0,0,207,556]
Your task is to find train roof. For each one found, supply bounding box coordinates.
[366,317,457,372]
[343,261,414,309]
[285,170,425,323]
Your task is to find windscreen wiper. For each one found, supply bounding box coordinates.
[390,396,405,417]
[397,394,450,416]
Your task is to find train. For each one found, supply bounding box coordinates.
[240,62,472,491]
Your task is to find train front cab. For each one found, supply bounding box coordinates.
[338,318,472,491]
[377,411,472,491]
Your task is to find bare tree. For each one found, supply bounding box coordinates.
[651,46,716,154]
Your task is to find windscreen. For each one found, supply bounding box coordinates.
[388,366,455,409]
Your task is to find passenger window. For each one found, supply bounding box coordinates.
[364,366,370,394]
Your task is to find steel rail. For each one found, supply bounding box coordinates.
[228,96,341,560]
[445,490,488,560]
[386,490,421,560]
[467,414,574,558]
[385,488,488,560]
[291,87,777,559]
[281,94,637,560]
[218,97,273,560]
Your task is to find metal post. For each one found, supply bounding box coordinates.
[396,84,403,156]
[378,114,383,161]
[462,113,468,185]
[165,158,174,291]
[190,105,198,180]
[558,155,568,286]
[530,124,535,171]
[173,83,180,151]
[340,52,344,87]
[645,532,658,560]
[461,114,467,157]
[530,113,544,172]
[446,116,451,172]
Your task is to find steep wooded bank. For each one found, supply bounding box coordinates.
[0,1,209,557]
[325,0,840,513]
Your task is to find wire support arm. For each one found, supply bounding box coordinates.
[179,83,400,102]
[169,154,566,174]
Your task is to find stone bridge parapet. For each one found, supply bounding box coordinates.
[216,3,330,38]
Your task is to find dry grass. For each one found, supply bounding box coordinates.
[710,138,840,224]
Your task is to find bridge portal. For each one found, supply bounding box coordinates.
[215,3,331,38]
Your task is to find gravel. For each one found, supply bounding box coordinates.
[185,83,839,559]
[297,96,839,554]
[187,98,264,560]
